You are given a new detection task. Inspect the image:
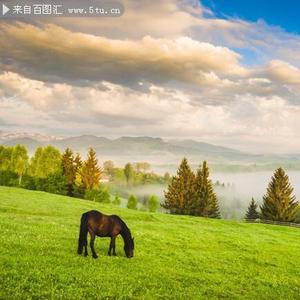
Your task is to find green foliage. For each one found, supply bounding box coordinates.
[162,158,195,215]
[148,195,159,212]
[124,163,134,185]
[194,161,220,218]
[260,168,299,222]
[112,193,121,206]
[0,170,18,186]
[81,148,102,190]
[163,159,220,218]
[1,187,300,299]
[29,146,62,178]
[43,171,67,195]
[127,194,138,210]
[84,186,111,203]
[245,198,260,220]
[0,146,13,171]
[10,145,29,185]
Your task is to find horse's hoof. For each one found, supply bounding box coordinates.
[84,253,88,257]
[108,253,111,256]
[93,255,98,259]
[113,253,117,256]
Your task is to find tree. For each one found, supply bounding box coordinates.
[162,158,195,215]
[28,147,43,177]
[29,146,61,178]
[127,194,138,210]
[260,168,299,222]
[164,172,171,183]
[10,145,29,185]
[103,160,114,177]
[194,161,220,218]
[81,148,102,190]
[124,163,134,185]
[62,148,76,196]
[148,195,159,213]
[0,146,13,171]
[84,186,110,203]
[135,162,150,173]
[245,198,260,220]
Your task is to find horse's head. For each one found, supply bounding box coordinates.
[124,237,134,258]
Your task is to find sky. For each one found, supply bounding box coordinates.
[1,0,300,154]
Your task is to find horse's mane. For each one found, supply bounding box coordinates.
[113,215,132,243]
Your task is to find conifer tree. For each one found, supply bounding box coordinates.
[245,198,260,220]
[162,158,195,215]
[194,161,220,218]
[81,148,102,190]
[260,168,298,222]
[62,148,76,196]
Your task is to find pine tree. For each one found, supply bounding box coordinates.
[245,198,260,220]
[194,161,220,218]
[162,158,195,215]
[260,168,298,222]
[81,148,102,190]
[62,148,76,196]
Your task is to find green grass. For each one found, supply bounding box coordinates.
[0,186,300,299]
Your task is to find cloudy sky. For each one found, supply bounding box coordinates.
[1,0,300,153]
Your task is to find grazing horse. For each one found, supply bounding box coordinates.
[77,210,134,258]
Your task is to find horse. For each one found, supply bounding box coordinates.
[77,210,134,259]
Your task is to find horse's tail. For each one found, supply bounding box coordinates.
[77,212,88,254]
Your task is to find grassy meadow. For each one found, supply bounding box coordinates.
[0,186,300,299]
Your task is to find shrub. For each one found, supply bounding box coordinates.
[84,187,111,203]
[112,193,121,206]
[127,194,138,210]
[0,170,18,186]
[148,195,159,213]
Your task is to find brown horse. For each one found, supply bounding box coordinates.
[77,210,134,258]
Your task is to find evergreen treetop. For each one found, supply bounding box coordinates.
[260,168,298,222]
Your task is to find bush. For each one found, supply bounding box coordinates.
[84,187,111,203]
[0,170,18,187]
[21,175,36,190]
[127,194,138,210]
[148,195,159,213]
[44,172,67,195]
[112,193,121,206]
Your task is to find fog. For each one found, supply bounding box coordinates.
[116,171,300,219]
[211,171,300,219]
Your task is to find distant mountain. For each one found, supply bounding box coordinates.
[1,131,300,171]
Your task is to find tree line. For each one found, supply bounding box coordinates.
[163,158,299,223]
[0,144,160,212]
[1,144,299,222]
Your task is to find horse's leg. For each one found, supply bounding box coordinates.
[112,236,117,256]
[89,231,98,259]
[108,238,113,256]
[84,242,88,257]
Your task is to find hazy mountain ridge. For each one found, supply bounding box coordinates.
[1,132,300,171]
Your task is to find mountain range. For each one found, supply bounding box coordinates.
[1,131,300,172]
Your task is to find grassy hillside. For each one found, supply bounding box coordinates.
[0,187,300,299]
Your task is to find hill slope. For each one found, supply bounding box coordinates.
[0,187,300,299]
